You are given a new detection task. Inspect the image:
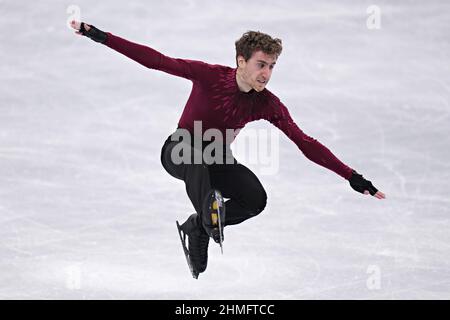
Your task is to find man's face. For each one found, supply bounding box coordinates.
[238,50,277,92]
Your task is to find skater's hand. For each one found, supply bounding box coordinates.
[349,170,386,200]
[70,20,91,35]
[371,190,385,199]
[70,20,108,44]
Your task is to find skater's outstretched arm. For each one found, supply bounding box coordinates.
[266,96,386,200]
[70,21,214,82]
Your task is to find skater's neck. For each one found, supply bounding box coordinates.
[235,68,253,93]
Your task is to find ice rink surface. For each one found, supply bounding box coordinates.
[1,0,449,299]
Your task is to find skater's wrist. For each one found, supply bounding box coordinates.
[344,168,354,180]
[79,22,108,44]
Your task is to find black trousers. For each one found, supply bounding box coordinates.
[160,130,267,227]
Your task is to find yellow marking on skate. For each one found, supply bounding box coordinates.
[212,201,218,210]
[211,213,218,225]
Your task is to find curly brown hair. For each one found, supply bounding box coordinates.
[235,31,282,67]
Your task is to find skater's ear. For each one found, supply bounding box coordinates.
[237,55,246,68]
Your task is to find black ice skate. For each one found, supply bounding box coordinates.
[176,213,210,279]
[202,189,226,254]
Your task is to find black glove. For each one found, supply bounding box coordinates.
[79,23,108,44]
[349,170,378,195]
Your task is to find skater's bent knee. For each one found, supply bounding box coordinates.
[257,192,267,213]
[248,190,267,216]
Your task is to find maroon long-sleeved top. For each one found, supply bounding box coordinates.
[104,33,353,180]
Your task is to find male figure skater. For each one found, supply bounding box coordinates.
[71,21,386,279]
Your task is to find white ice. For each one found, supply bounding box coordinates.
[1,0,450,299]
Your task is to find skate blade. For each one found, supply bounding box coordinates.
[176,221,199,279]
[213,190,225,254]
